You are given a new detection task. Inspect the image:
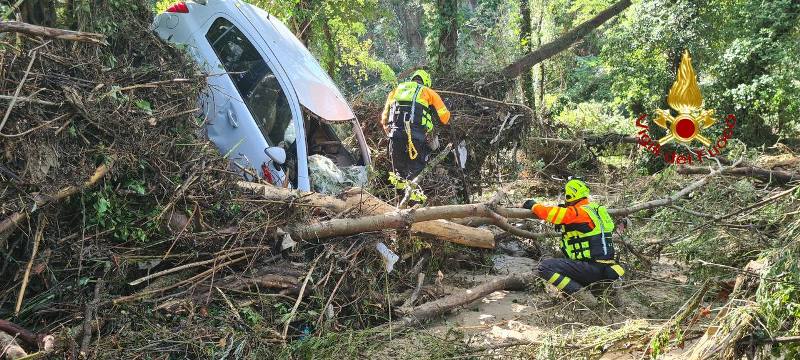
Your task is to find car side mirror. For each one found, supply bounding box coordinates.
[265,146,286,165]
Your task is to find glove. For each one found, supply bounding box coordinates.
[521,199,537,210]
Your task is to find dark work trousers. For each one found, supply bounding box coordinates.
[537,258,621,294]
[389,136,430,180]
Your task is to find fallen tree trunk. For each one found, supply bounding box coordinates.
[0,21,107,45]
[238,182,496,248]
[341,189,496,248]
[677,165,800,184]
[389,273,537,328]
[242,163,732,246]
[500,0,632,79]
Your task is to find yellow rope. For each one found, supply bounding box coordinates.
[404,119,418,160]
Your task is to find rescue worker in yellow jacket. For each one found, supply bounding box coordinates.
[381,70,450,201]
[521,178,624,294]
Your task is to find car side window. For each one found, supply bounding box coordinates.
[205,17,296,150]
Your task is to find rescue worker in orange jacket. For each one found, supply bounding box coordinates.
[521,178,625,294]
[381,70,450,202]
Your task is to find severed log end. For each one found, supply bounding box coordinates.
[0,331,27,359]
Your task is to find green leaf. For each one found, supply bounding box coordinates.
[96,198,110,216]
[135,99,153,114]
[127,181,146,195]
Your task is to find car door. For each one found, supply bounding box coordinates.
[227,6,311,190]
[192,15,300,186]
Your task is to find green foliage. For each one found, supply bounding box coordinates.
[596,0,800,144]
[83,176,161,244]
[249,0,394,86]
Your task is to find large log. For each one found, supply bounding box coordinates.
[341,189,495,248]
[294,202,496,240]
[240,162,730,246]
[237,182,496,248]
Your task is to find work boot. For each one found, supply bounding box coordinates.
[570,290,614,324]
[569,289,599,309]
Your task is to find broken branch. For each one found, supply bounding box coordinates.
[0,163,110,242]
[0,21,107,45]
[677,164,800,184]
[391,273,537,328]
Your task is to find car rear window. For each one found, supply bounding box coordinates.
[205,17,295,147]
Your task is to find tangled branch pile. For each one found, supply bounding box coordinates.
[0,4,423,358]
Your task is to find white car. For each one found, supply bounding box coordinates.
[152,0,371,191]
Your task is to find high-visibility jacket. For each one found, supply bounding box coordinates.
[531,198,616,261]
[381,81,450,140]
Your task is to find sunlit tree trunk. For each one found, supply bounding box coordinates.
[396,2,425,62]
[322,17,337,77]
[536,0,545,111]
[20,0,56,27]
[435,0,458,73]
[520,0,534,107]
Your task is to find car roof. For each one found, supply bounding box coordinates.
[226,2,355,122]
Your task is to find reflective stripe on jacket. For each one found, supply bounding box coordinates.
[531,198,616,261]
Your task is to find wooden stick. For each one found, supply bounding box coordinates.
[282,256,320,339]
[0,94,60,106]
[436,89,535,116]
[112,255,248,304]
[657,183,800,246]
[401,273,425,309]
[0,320,52,352]
[116,78,193,91]
[0,50,37,133]
[128,249,246,286]
[388,273,537,329]
[79,278,103,355]
[14,216,45,315]
[0,21,107,45]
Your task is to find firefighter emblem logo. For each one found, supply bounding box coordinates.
[653,50,716,146]
[634,50,737,164]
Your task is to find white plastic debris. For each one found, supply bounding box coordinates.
[375,242,399,273]
[457,140,468,169]
[307,154,367,194]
